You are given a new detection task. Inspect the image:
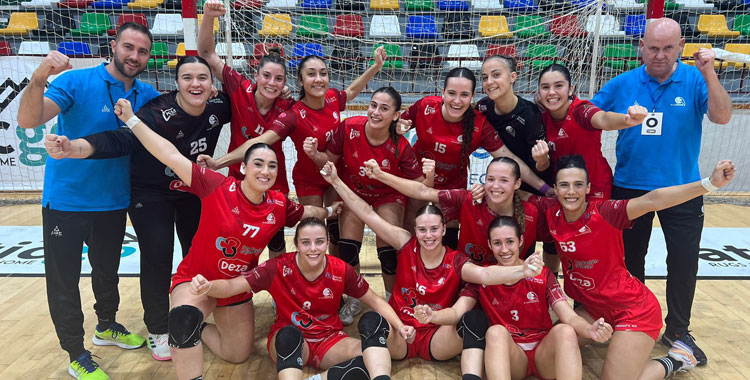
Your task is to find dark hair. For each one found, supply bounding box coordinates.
[297,55,327,100]
[444,67,476,174]
[174,55,212,79]
[115,22,153,45]
[487,156,525,234]
[415,203,445,225]
[294,217,328,245]
[487,215,522,241]
[538,63,571,86]
[257,46,287,78]
[243,142,276,164]
[555,154,589,183]
[484,55,518,74]
[372,86,402,159]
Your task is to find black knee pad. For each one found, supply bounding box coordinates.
[339,239,362,267]
[327,355,369,380]
[358,311,390,350]
[274,325,304,373]
[267,229,286,253]
[327,219,340,246]
[456,310,488,350]
[442,227,459,250]
[542,241,557,255]
[168,305,204,348]
[376,246,397,275]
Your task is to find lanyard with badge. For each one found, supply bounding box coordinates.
[641,81,667,136]
[106,82,137,128]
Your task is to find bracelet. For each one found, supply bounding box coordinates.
[198,282,212,296]
[125,115,141,129]
[539,184,552,194]
[326,206,334,218]
[701,177,718,192]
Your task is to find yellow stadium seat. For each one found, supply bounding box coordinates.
[197,14,219,34]
[128,0,164,9]
[168,42,186,69]
[697,15,740,37]
[478,15,512,38]
[682,43,727,69]
[258,14,292,37]
[370,0,398,10]
[723,43,750,69]
[0,12,39,36]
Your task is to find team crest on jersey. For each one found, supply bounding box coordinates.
[165,167,177,177]
[320,288,333,299]
[477,103,487,112]
[525,291,539,304]
[299,109,307,119]
[350,129,361,139]
[283,265,293,277]
[557,128,568,138]
[505,126,516,137]
[424,105,436,115]
[162,107,177,121]
[457,135,463,143]
[208,114,220,130]
[381,159,390,169]
[264,213,276,225]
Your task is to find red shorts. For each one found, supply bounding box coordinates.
[293,180,331,198]
[406,325,440,360]
[170,265,254,307]
[520,342,550,380]
[267,329,349,369]
[584,290,662,341]
[353,191,406,209]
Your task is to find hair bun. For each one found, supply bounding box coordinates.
[267,46,282,56]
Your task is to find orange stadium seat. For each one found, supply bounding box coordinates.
[0,12,39,35]
[257,14,292,37]
[479,15,512,38]
[697,14,740,37]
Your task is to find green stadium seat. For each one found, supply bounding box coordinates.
[514,15,550,38]
[603,44,640,71]
[297,14,328,38]
[526,43,556,71]
[371,43,403,69]
[734,14,750,36]
[70,13,111,36]
[148,41,169,69]
[405,0,433,10]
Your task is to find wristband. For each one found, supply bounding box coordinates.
[125,115,141,129]
[326,206,334,218]
[198,282,212,296]
[701,177,718,192]
[540,184,552,194]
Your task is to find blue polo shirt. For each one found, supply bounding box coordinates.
[591,63,708,191]
[43,63,160,211]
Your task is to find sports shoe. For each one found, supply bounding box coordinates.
[339,300,354,326]
[349,298,362,316]
[661,330,707,366]
[668,340,698,372]
[147,333,171,361]
[92,322,146,349]
[68,351,110,380]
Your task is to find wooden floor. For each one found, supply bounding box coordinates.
[1,204,749,380]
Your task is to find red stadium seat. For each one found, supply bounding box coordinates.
[107,13,148,36]
[250,42,284,67]
[56,0,93,7]
[232,0,261,8]
[486,44,522,69]
[0,41,13,55]
[550,14,587,37]
[333,14,364,37]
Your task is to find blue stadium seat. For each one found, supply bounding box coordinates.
[437,0,469,10]
[289,43,324,69]
[406,15,439,39]
[58,41,92,56]
[90,0,129,9]
[624,14,645,36]
[300,0,332,8]
[503,0,536,11]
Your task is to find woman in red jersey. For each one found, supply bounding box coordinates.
[531,155,735,380]
[321,161,543,373]
[420,215,613,380]
[198,0,295,258]
[367,156,549,265]
[533,64,648,200]
[303,87,427,302]
[190,217,412,380]
[112,99,338,380]
[399,67,552,248]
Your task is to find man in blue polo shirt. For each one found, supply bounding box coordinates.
[592,17,732,367]
[18,23,160,380]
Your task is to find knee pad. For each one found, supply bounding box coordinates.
[542,241,557,255]
[274,325,304,373]
[376,246,397,275]
[456,310,488,350]
[168,305,204,349]
[267,229,286,253]
[442,228,459,250]
[327,219,340,246]
[339,239,362,267]
[327,355,369,380]
[357,311,390,351]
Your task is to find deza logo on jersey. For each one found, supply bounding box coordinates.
[217,236,249,276]
[162,107,177,122]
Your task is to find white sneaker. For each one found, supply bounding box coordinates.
[385,291,392,303]
[339,301,354,326]
[147,333,171,361]
[349,298,362,316]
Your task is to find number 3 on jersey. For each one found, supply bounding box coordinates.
[243,224,260,238]
[558,241,576,252]
[190,137,208,155]
[510,310,519,321]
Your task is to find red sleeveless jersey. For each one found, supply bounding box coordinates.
[222,66,293,192]
[534,197,655,311]
[467,267,567,344]
[438,189,546,265]
[542,97,613,199]
[389,237,472,328]
[171,164,304,304]
[401,97,504,189]
[244,252,369,341]
[327,116,422,203]
[271,89,347,189]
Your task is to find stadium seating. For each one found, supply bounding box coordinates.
[56,0,92,7]
[371,43,403,68]
[32,11,72,37]
[624,14,646,36]
[297,14,328,38]
[167,42,185,69]
[0,41,12,55]
[503,0,537,11]
[58,41,92,56]
[331,39,360,71]
[550,14,587,37]
[610,0,641,10]
[473,0,503,10]
[70,13,110,36]
[127,0,163,8]
[724,43,750,68]
[216,42,247,69]
[697,14,740,37]
[438,0,469,10]
[98,42,111,57]
[370,0,399,10]
[411,44,439,70]
[668,12,700,37]
[150,13,183,36]
[682,43,728,69]
[370,15,401,38]
[197,14,219,34]
[405,0,433,10]
[443,13,472,40]
[257,14,292,37]
[406,15,439,38]
[444,44,481,70]
[288,43,324,69]
[148,41,169,69]
[479,16,513,38]
[108,13,147,36]
[249,42,284,67]
[0,12,39,35]
[487,44,517,58]
[675,0,714,9]
[21,0,57,8]
[571,0,597,8]
[336,0,366,10]
[18,41,52,55]
[300,0,332,8]
[734,14,750,35]
[231,0,262,8]
[527,43,556,70]
[333,14,364,37]
[603,44,640,71]
[266,0,296,8]
[90,0,129,10]
[514,15,549,38]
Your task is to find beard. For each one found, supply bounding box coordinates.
[112,51,145,79]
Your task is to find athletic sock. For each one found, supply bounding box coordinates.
[373,376,390,380]
[655,356,682,378]
[462,374,482,380]
[96,318,113,332]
